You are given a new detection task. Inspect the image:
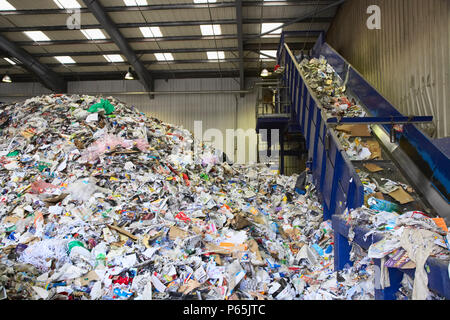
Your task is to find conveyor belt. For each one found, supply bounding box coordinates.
[312,41,450,223]
[281,38,449,223]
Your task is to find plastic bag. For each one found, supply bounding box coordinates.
[88,99,115,115]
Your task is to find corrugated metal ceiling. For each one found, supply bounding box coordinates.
[0,0,339,83]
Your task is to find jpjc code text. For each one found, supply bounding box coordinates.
[183,304,266,318]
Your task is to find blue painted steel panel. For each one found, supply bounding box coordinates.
[327,152,345,218]
[327,135,338,167]
[314,139,325,187]
[308,123,316,163]
[311,109,322,171]
[322,158,335,209]
[338,158,351,196]
[305,98,315,148]
[334,185,347,215]
[303,101,310,148]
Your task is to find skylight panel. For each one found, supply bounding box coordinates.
[4,58,16,65]
[261,23,283,37]
[55,56,76,64]
[263,0,285,4]
[207,51,225,60]
[154,53,174,61]
[124,0,147,5]
[81,29,106,40]
[200,25,222,36]
[140,27,163,38]
[53,0,81,9]
[0,0,15,11]
[260,50,278,60]
[104,54,124,63]
[24,31,51,42]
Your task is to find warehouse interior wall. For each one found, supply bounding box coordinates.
[0,78,259,164]
[326,0,450,139]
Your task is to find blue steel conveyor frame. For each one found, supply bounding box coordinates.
[273,31,450,300]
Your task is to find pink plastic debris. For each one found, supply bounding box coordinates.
[30,180,58,194]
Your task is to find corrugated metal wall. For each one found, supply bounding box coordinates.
[326,0,449,138]
[0,78,258,163]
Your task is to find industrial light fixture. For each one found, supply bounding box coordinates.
[125,67,134,80]
[2,74,12,83]
[260,68,270,77]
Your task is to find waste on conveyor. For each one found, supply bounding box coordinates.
[299,56,450,300]
[0,89,447,300]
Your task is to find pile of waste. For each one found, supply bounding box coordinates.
[0,94,447,301]
[0,94,381,301]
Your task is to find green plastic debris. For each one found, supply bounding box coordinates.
[6,226,16,232]
[88,99,115,115]
[200,173,209,181]
[96,253,106,267]
[6,150,19,157]
[66,240,86,254]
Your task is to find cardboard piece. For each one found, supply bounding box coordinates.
[78,270,100,286]
[363,140,382,160]
[204,242,232,255]
[231,213,250,230]
[363,163,384,173]
[336,124,372,137]
[107,224,138,241]
[246,239,264,264]
[389,187,414,205]
[179,279,201,295]
[168,226,188,241]
[373,192,385,200]
[43,193,69,204]
[3,216,20,224]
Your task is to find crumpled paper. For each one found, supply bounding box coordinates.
[400,228,437,300]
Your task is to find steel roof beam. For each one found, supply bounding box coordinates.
[0,1,335,15]
[236,0,245,96]
[0,18,333,33]
[29,43,314,58]
[14,32,323,46]
[245,0,346,42]
[8,69,263,82]
[0,34,66,92]
[82,0,154,96]
[0,58,265,70]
